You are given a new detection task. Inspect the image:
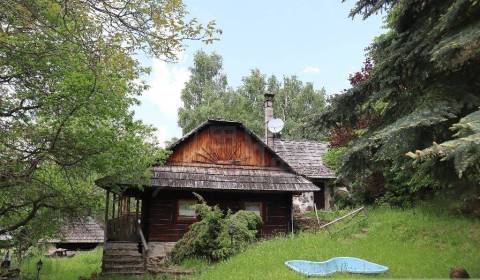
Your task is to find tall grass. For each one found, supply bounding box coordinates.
[21,248,102,280]
[189,205,480,279]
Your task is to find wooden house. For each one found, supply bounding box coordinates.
[97,119,321,275]
[97,93,335,275]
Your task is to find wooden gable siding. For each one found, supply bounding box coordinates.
[168,125,281,168]
[143,190,291,242]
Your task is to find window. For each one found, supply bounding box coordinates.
[244,202,262,219]
[178,200,196,218]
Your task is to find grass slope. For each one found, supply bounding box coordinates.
[21,248,102,280]
[20,248,167,280]
[190,206,480,279]
[18,206,480,279]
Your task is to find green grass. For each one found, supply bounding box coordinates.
[21,248,102,280]
[17,205,480,279]
[19,248,173,280]
[304,208,352,222]
[188,206,480,279]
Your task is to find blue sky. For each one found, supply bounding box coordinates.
[134,0,385,146]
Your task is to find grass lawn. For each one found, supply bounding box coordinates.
[189,205,480,279]
[21,248,102,280]
[18,205,480,279]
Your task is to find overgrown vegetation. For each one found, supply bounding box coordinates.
[322,147,348,172]
[170,195,262,263]
[319,0,480,213]
[20,248,101,280]
[190,205,480,279]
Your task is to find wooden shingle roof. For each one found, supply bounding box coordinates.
[96,120,332,193]
[47,218,104,244]
[152,164,319,192]
[273,139,336,179]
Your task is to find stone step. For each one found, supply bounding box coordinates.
[102,270,145,277]
[104,242,139,250]
[103,261,144,268]
[102,242,147,276]
[103,266,145,271]
[103,250,142,257]
[103,255,143,263]
[103,263,145,270]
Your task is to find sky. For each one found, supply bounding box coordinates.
[133,0,385,146]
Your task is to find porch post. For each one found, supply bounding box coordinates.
[104,190,110,244]
[135,198,140,223]
[112,194,116,219]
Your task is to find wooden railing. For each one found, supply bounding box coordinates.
[137,224,148,253]
[318,206,365,230]
[107,213,138,241]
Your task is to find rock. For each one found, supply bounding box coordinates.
[450,267,470,279]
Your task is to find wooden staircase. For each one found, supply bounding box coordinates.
[102,242,145,276]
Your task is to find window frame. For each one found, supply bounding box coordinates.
[243,201,263,221]
[176,199,197,221]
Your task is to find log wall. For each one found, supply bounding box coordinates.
[142,190,291,242]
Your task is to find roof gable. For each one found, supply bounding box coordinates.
[167,120,293,171]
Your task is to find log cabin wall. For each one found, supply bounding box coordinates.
[168,125,283,168]
[143,190,292,242]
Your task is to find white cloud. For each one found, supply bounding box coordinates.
[135,58,190,146]
[302,66,321,73]
[143,59,190,119]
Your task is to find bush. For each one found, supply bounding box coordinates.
[333,188,354,209]
[322,147,347,172]
[226,210,262,246]
[169,195,262,263]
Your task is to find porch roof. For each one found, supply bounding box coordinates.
[150,164,319,192]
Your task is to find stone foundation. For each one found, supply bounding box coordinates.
[293,192,314,214]
[145,242,176,272]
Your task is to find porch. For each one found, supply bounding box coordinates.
[102,191,149,276]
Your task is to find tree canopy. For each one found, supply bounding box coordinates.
[0,0,218,239]
[178,51,327,141]
[321,0,480,210]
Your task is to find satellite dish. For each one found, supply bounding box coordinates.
[268,118,284,134]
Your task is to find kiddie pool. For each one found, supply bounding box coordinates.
[285,257,389,277]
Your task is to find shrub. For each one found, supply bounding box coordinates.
[322,147,347,172]
[226,210,262,246]
[169,195,262,263]
[333,188,354,209]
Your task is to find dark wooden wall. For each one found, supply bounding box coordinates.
[142,190,292,242]
[168,125,282,167]
[313,181,325,209]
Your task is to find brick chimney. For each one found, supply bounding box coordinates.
[264,92,274,147]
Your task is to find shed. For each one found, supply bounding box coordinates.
[46,218,104,250]
[273,139,336,211]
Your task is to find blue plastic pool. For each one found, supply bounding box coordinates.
[285,257,389,277]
